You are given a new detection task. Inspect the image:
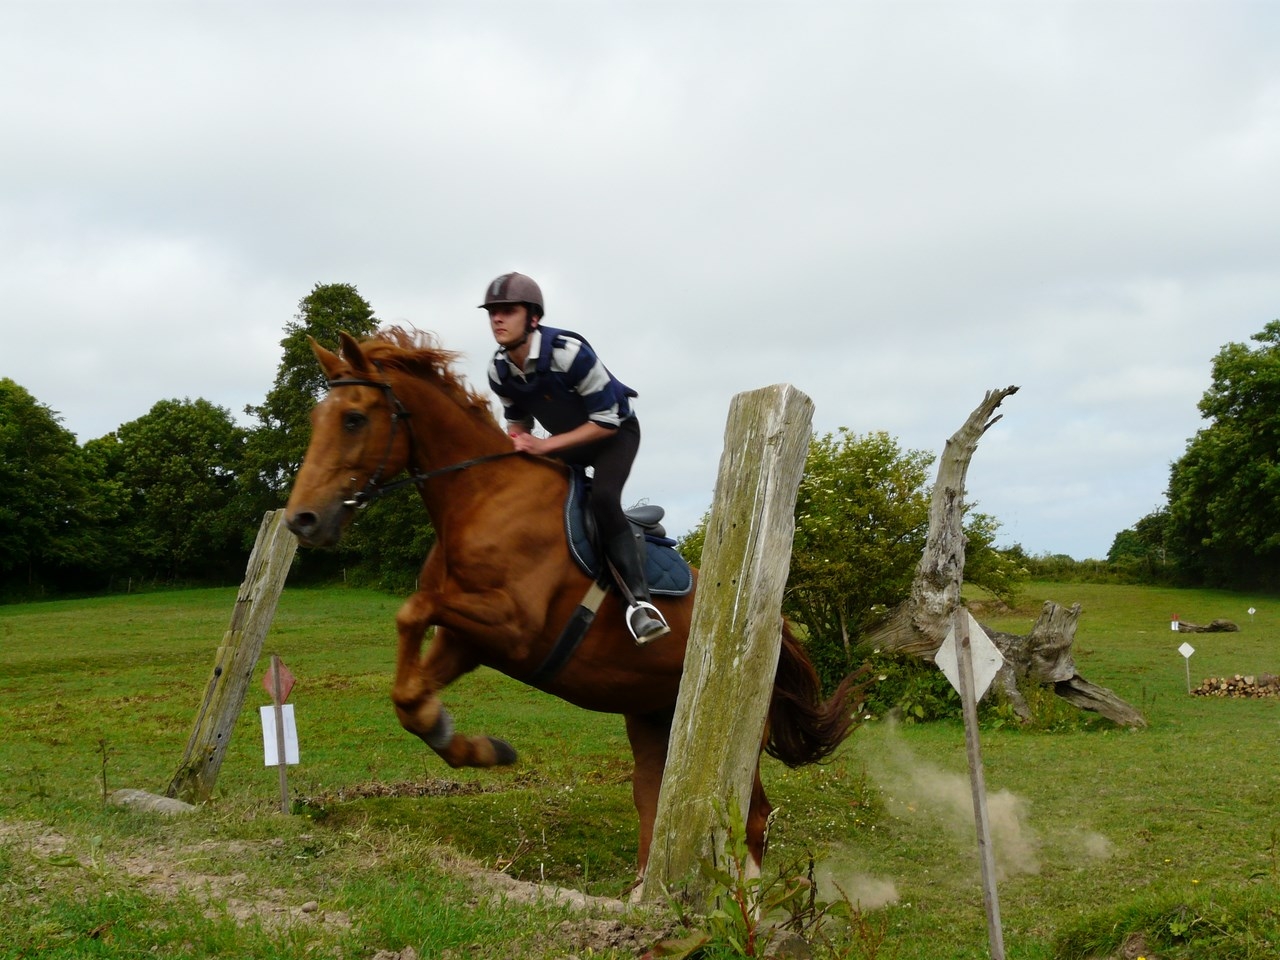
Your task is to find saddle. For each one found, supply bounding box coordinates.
[529,469,692,684]
[563,469,693,597]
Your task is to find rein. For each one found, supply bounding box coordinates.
[326,375,517,509]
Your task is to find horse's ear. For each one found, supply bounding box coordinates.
[310,337,346,381]
[338,331,373,374]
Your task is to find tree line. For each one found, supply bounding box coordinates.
[0,283,431,598]
[4,280,1270,629]
[1107,319,1280,591]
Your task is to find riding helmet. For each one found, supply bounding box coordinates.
[479,272,544,316]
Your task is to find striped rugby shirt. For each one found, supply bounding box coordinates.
[488,326,636,435]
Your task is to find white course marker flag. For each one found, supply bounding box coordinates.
[260,704,299,765]
[935,612,1005,700]
[1179,641,1196,694]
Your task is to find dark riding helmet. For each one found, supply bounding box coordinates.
[479,272,544,320]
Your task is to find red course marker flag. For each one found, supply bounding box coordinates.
[263,658,295,704]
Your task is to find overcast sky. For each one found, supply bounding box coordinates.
[4,1,1278,560]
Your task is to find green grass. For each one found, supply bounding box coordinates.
[2,580,1279,957]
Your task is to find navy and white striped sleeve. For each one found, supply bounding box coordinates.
[550,336,628,428]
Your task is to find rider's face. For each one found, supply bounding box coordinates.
[488,304,532,348]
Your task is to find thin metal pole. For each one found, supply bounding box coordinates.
[270,655,289,815]
[954,610,1006,960]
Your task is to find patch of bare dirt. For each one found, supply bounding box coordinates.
[0,818,349,932]
[1086,931,1155,960]
[295,777,494,805]
[118,840,351,929]
[2,816,674,957]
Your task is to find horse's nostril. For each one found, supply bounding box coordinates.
[287,511,319,537]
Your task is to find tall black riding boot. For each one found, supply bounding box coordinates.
[605,531,671,645]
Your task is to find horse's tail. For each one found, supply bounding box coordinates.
[766,620,868,768]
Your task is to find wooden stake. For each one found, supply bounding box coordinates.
[640,384,813,907]
[166,510,298,804]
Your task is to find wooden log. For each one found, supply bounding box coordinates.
[1053,676,1147,726]
[166,510,298,803]
[1175,618,1240,633]
[640,384,813,908]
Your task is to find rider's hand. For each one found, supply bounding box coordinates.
[511,432,548,455]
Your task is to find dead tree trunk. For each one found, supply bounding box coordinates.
[863,386,1146,729]
[987,602,1146,727]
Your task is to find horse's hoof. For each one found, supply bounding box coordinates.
[488,737,518,766]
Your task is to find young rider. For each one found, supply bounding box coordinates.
[482,271,670,645]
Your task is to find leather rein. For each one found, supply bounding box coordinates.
[326,374,517,509]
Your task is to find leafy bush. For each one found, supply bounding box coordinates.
[857,649,1100,731]
[859,650,960,723]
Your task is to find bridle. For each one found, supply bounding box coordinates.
[325,373,516,509]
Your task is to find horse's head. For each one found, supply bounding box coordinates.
[285,332,411,548]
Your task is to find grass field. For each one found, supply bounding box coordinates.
[1,580,1278,958]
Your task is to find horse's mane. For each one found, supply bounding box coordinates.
[353,326,500,428]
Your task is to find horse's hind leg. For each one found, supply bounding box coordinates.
[391,596,517,769]
[625,713,772,889]
[745,765,773,879]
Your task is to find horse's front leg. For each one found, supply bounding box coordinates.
[390,592,517,768]
[624,709,674,894]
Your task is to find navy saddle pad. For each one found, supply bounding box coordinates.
[563,471,693,597]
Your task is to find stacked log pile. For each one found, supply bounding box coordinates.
[1191,673,1280,698]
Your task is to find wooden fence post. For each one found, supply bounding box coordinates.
[640,384,813,907]
[166,509,298,804]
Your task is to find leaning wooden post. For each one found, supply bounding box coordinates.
[640,384,813,908]
[166,510,298,804]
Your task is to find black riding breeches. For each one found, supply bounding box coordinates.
[555,416,640,544]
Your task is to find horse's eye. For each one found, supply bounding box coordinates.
[343,411,368,433]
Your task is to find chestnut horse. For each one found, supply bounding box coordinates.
[284,327,860,883]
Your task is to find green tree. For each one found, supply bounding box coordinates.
[241,282,438,588]
[680,428,1021,690]
[341,494,437,593]
[242,282,380,510]
[1107,508,1171,581]
[786,430,934,666]
[962,509,1025,600]
[1166,320,1280,587]
[97,398,248,582]
[0,379,119,592]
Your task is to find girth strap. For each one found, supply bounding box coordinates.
[528,580,609,686]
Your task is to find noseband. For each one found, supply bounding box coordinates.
[326,374,516,509]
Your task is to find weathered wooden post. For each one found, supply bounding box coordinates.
[166,509,297,804]
[640,384,813,907]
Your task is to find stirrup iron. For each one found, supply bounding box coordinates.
[628,600,670,646]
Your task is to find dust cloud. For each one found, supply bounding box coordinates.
[860,722,1042,880]
[812,856,900,909]
[808,722,1114,905]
